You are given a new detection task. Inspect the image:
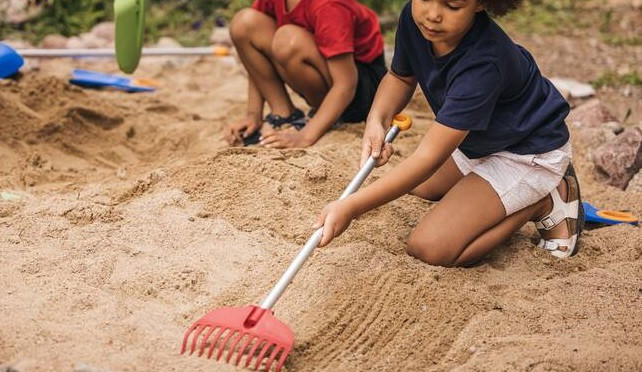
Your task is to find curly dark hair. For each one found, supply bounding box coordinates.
[480,0,525,17]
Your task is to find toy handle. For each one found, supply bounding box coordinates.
[259,114,412,310]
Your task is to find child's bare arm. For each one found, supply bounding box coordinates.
[259,53,357,148]
[225,77,265,145]
[316,122,468,247]
[298,53,359,145]
[361,71,417,166]
[351,123,467,215]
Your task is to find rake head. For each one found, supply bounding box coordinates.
[181,305,294,372]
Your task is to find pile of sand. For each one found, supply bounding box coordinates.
[0,53,640,371]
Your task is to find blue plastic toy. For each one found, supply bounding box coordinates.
[0,43,24,78]
[70,69,157,93]
[583,201,638,226]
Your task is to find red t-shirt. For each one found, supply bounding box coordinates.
[251,0,383,63]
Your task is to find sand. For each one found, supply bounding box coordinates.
[1,42,641,371]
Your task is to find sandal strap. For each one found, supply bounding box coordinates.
[537,235,578,258]
[535,187,579,230]
[264,108,305,128]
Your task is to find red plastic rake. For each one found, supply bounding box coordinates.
[182,114,412,371]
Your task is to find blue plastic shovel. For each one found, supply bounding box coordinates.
[70,69,157,92]
[583,201,638,226]
[0,43,24,78]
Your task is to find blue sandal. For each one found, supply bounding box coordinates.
[242,108,305,145]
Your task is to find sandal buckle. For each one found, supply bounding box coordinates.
[540,217,556,229]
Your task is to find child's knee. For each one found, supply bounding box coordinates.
[230,8,263,41]
[406,233,457,267]
[271,25,309,63]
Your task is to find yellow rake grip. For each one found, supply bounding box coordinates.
[212,45,231,56]
[392,113,412,131]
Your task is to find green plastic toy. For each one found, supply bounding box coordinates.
[114,0,146,73]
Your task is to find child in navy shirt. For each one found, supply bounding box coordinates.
[314,0,584,266]
[224,0,386,148]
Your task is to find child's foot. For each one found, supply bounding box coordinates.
[243,108,305,145]
[531,165,584,258]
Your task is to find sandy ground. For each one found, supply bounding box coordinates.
[1,20,642,372]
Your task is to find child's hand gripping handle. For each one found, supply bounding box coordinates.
[259,113,412,311]
[340,113,412,199]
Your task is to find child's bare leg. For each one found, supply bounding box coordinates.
[229,9,296,117]
[408,174,571,267]
[407,173,506,266]
[270,25,332,108]
[409,157,463,201]
[455,179,570,265]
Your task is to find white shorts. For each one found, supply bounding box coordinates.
[452,141,572,216]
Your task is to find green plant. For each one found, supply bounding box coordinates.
[25,0,113,44]
[590,71,642,89]
[498,0,592,35]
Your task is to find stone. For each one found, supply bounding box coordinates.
[155,37,181,48]
[74,363,110,372]
[1,39,32,49]
[550,77,595,98]
[91,22,115,42]
[567,99,617,129]
[575,121,625,148]
[210,27,232,47]
[2,0,42,24]
[66,37,85,49]
[627,171,642,193]
[593,125,642,190]
[40,34,67,49]
[80,32,109,49]
[568,100,623,147]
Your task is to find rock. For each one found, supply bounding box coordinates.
[575,121,625,147]
[550,77,595,98]
[603,121,625,135]
[2,0,42,24]
[155,36,181,48]
[210,27,232,47]
[73,363,110,372]
[80,32,109,49]
[626,171,642,193]
[567,100,622,147]
[40,34,68,49]
[593,125,642,190]
[91,22,115,42]
[66,37,85,49]
[143,37,188,68]
[567,99,617,129]
[1,39,32,49]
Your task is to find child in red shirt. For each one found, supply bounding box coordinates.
[224,0,386,148]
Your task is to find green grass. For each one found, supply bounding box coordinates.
[1,0,638,49]
[590,71,642,89]
[498,0,592,35]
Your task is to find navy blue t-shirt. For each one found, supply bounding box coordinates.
[391,3,569,159]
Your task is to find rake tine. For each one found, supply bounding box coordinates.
[264,346,282,372]
[235,335,256,366]
[245,339,265,368]
[275,348,289,372]
[197,326,217,357]
[215,330,237,361]
[254,342,274,371]
[206,327,227,359]
[189,325,207,355]
[181,323,200,354]
[225,332,245,364]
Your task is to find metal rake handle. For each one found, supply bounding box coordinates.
[259,114,412,310]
